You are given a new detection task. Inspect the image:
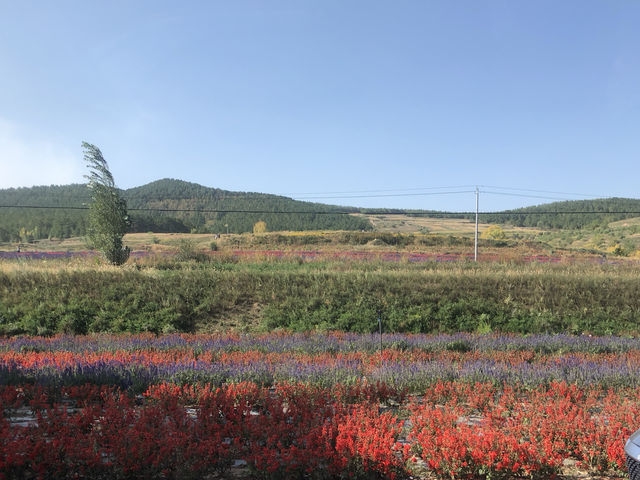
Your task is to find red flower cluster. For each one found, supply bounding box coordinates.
[0,382,404,479]
[0,380,637,479]
[407,381,638,479]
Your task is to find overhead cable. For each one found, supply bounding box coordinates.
[2,204,640,216]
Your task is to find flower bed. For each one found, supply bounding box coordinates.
[0,333,638,479]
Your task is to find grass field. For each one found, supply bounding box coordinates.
[362,213,540,236]
[4,213,640,260]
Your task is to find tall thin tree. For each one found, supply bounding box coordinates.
[83,142,130,265]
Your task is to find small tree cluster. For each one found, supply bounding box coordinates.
[253,220,267,234]
[481,224,506,240]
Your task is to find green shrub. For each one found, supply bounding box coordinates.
[2,263,640,336]
[176,239,208,262]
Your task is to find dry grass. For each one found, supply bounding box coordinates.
[360,213,542,235]
[608,216,640,228]
[3,214,639,263]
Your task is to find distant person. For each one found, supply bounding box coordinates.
[16,245,20,252]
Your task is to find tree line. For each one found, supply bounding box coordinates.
[0,178,371,242]
[478,198,640,229]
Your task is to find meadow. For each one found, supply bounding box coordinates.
[1,233,640,479]
[1,256,640,337]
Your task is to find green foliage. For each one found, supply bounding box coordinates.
[481,225,506,240]
[2,263,640,336]
[481,197,640,230]
[0,178,372,238]
[83,142,130,265]
[0,184,89,241]
[333,232,417,246]
[416,235,472,247]
[611,244,627,256]
[175,239,208,262]
[114,178,372,233]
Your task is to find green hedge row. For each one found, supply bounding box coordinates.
[1,267,639,336]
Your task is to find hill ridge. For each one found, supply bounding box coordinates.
[2,179,640,241]
[480,197,640,229]
[0,178,370,242]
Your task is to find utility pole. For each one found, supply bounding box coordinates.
[474,187,479,262]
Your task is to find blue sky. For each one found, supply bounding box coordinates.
[0,1,638,211]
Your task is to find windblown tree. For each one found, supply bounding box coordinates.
[83,142,131,265]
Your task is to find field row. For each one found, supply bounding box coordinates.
[1,333,639,478]
[1,380,634,479]
[2,248,633,265]
[3,267,640,336]
[5,345,640,392]
[8,331,640,353]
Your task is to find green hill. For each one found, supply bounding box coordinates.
[0,179,371,242]
[3,180,639,244]
[480,197,640,229]
[360,198,640,231]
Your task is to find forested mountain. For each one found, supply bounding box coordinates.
[0,185,89,242]
[480,198,640,229]
[3,180,639,243]
[0,179,371,242]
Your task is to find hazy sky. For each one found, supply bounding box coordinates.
[1,1,638,211]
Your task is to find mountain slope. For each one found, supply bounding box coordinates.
[0,179,371,242]
[480,198,640,229]
[2,179,639,243]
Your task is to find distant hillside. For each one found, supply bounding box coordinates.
[0,179,371,242]
[481,198,640,229]
[361,198,640,231]
[3,181,638,243]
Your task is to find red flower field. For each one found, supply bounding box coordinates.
[0,333,637,479]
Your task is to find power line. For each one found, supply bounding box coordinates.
[399,211,640,216]
[0,205,354,215]
[478,185,602,198]
[292,190,475,200]
[2,204,640,216]
[0,205,89,210]
[280,185,477,195]
[481,190,577,202]
[475,211,640,215]
[283,184,611,200]
[0,184,623,203]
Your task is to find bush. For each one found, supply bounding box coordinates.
[2,264,640,335]
[176,239,208,262]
